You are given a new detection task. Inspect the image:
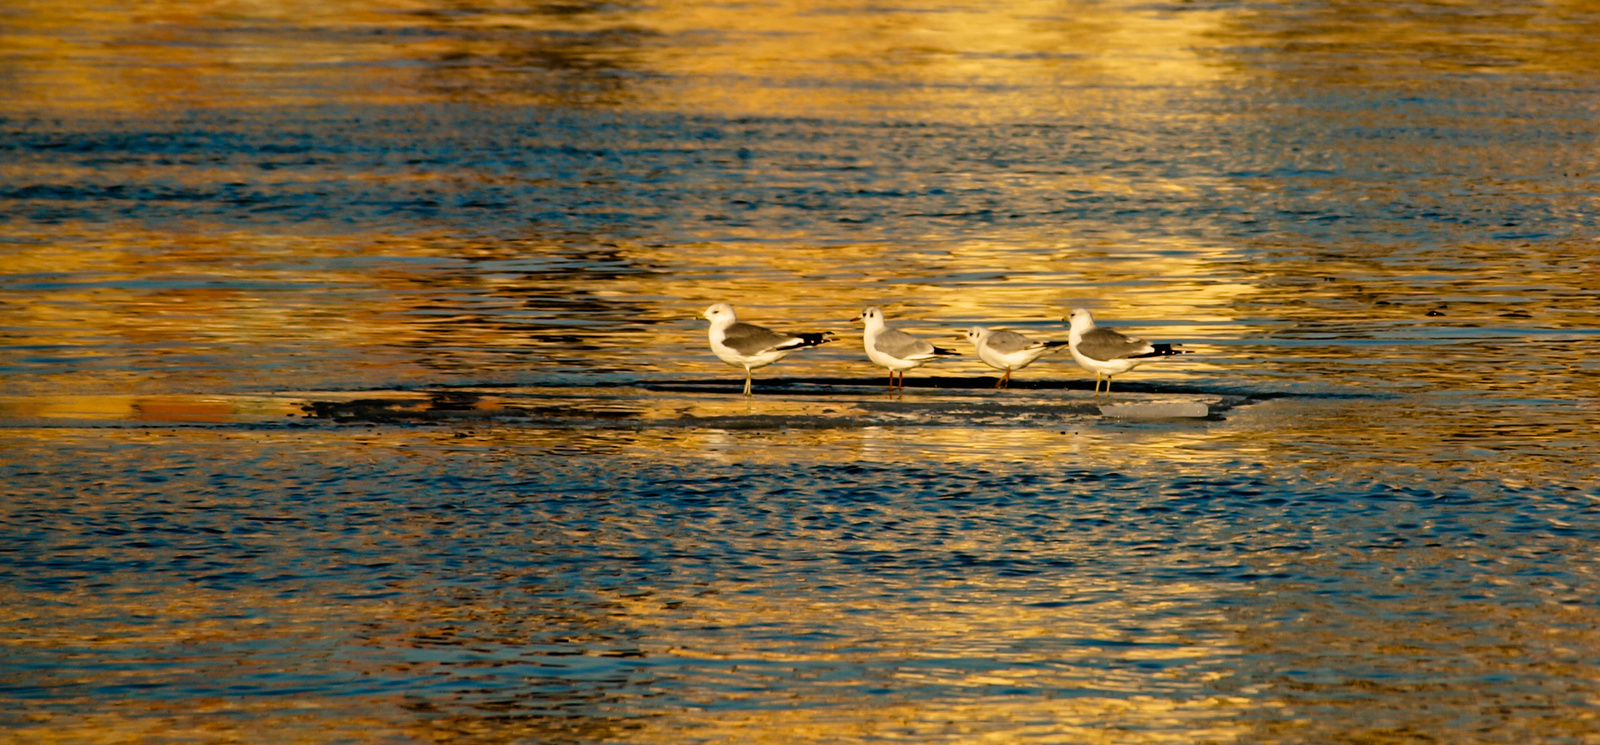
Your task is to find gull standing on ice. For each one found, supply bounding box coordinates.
[853,306,960,391]
[1064,308,1188,396]
[964,326,1069,389]
[703,302,834,396]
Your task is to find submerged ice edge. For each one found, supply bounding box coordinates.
[0,384,1263,428]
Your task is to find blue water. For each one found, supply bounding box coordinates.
[4,420,1596,741]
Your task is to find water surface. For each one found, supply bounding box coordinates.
[3,0,1599,742]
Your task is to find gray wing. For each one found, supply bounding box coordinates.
[985,330,1040,355]
[1077,327,1153,362]
[722,322,797,356]
[874,327,935,359]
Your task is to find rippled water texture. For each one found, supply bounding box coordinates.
[3,0,1599,742]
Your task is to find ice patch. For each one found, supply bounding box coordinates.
[1098,401,1211,419]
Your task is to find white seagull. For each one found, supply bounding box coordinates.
[964,326,1069,389]
[853,306,960,391]
[1064,308,1188,396]
[703,302,834,395]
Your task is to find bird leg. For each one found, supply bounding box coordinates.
[743,369,753,396]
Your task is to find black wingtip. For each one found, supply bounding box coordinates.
[1133,343,1189,358]
[794,331,836,347]
[932,346,961,356]
[1043,340,1070,349]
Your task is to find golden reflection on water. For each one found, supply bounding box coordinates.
[14,0,1598,120]
[0,233,435,395]
[625,0,1231,120]
[0,393,296,422]
[1,225,1252,395]
[635,700,1242,745]
[652,235,1256,322]
[1,0,1231,118]
[1225,0,1600,81]
[0,228,1236,392]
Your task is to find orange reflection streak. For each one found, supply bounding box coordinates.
[0,223,1250,396]
[0,0,1232,118]
[0,394,299,422]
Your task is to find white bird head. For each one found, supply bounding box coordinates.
[1065,308,1096,332]
[853,306,884,328]
[703,302,736,324]
[964,326,990,344]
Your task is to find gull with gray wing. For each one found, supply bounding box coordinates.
[964,326,1068,389]
[703,302,834,395]
[1065,308,1188,395]
[854,306,960,391]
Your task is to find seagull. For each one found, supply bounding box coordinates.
[853,306,960,391]
[703,302,834,395]
[1064,308,1188,396]
[964,326,1069,389]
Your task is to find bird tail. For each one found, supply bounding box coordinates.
[930,345,961,356]
[1131,343,1188,358]
[1042,340,1070,349]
